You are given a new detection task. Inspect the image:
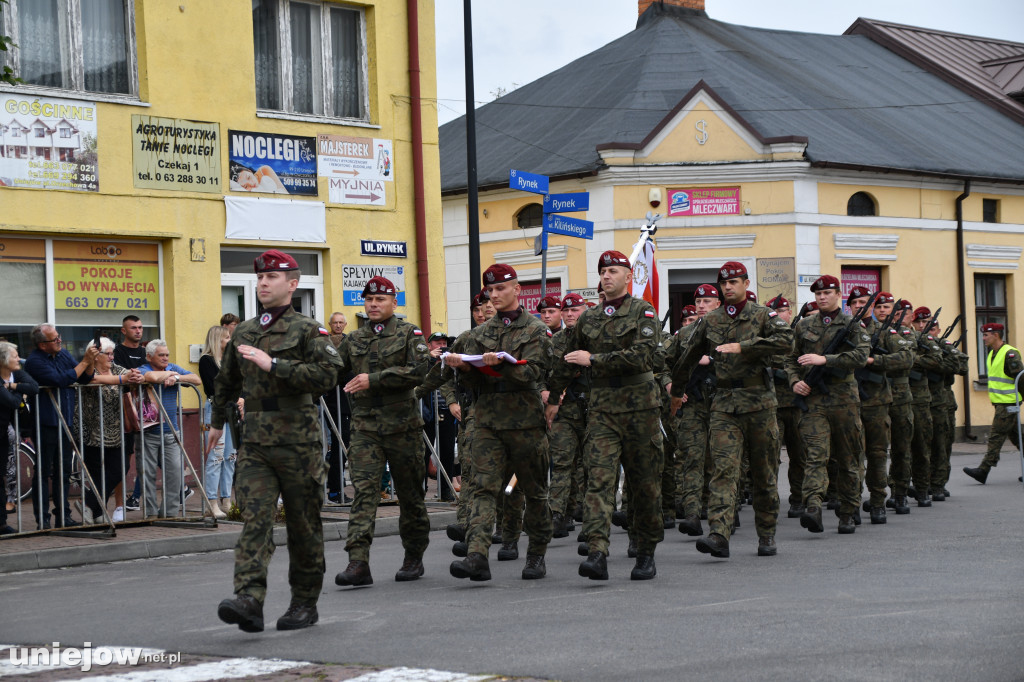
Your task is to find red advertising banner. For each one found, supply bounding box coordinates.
[841,267,881,311]
[667,187,740,216]
[519,281,562,316]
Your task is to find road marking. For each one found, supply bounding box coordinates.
[66,657,308,681]
[346,667,493,681]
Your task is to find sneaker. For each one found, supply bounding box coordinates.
[324,493,345,507]
[112,507,125,522]
[125,495,140,511]
[74,501,94,525]
[183,486,195,502]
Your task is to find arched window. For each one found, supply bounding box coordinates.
[516,203,543,229]
[847,192,877,217]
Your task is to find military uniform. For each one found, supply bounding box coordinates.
[887,322,917,510]
[337,313,431,573]
[671,285,793,554]
[213,251,343,631]
[786,291,869,530]
[909,322,944,503]
[545,323,589,534]
[927,339,961,496]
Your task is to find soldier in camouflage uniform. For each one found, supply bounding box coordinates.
[547,250,663,581]
[941,340,969,495]
[907,306,945,506]
[665,286,720,537]
[214,250,342,633]
[448,264,553,582]
[786,274,869,535]
[766,296,806,520]
[849,290,914,525]
[926,321,960,499]
[333,276,431,588]
[670,262,793,558]
[885,300,916,514]
[545,293,589,540]
[964,323,1023,484]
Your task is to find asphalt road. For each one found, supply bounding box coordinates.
[3,454,1023,682]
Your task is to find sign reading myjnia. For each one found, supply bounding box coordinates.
[543,213,594,240]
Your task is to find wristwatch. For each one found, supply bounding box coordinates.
[271,358,278,372]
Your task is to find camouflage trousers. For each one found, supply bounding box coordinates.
[674,401,710,518]
[345,428,430,563]
[860,404,892,508]
[776,406,804,505]
[708,408,780,540]
[660,406,677,518]
[929,401,952,491]
[233,442,326,605]
[799,401,864,514]
[887,401,914,496]
[495,477,525,543]
[910,402,933,496]
[455,415,475,527]
[583,408,663,556]
[467,425,551,556]
[981,404,1022,470]
[548,412,586,517]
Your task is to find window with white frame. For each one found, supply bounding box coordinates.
[0,0,137,96]
[252,0,367,120]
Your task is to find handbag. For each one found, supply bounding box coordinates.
[122,390,140,433]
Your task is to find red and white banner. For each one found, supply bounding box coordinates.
[630,238,659,313]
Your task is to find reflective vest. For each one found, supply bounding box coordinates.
[986,343,1021,404]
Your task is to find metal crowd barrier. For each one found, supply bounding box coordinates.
[1014,369,1024,489]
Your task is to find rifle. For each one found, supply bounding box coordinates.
[794,291,878,412]
[915,307,942,351]
[854,298,902,399]
[939,314,961,341]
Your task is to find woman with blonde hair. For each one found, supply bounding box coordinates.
[199,325,238,518]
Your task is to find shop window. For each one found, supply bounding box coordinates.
[847,191,877,217]
[252,0,367,120]
[975,274,1007,378]
[982,198,999,223]
[516,203,543,229]
[0,0,137,96]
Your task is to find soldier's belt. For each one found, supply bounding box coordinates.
[353,390,415,407]
[720,375,767,389]
[908,370,924,382]
[475,381,538,395]
[246,394,314,413]
[772,368,788,384]
[927,371,943,384]
[856,368,885,384]
[589,371,655,389]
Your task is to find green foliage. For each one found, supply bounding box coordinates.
[0,0,20,85]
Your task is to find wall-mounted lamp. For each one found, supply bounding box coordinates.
[648,188,662,208]
[482,209,489,218]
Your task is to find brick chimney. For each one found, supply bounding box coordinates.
[639,0,705,14]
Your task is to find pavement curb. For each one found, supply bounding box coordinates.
[0,510,457,574]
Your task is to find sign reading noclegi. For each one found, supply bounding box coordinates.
[317,134,392,206]
[668,187,741,216]
[343,264,406,306]
[132,115,220,193]
[228,130,317,196]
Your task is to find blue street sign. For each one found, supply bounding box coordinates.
[543,192,589,213]
[509,169,549,195]
[544,213,594,240]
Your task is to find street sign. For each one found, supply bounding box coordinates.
[533,231,547,256]
[360,240,407,258]
[543,192,589,213]
[509,169,549,195]
[543,213,594,240]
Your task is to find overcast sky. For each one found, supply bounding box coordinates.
[434,0,1024,125]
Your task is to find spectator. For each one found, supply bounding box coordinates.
[422,333,458,501]
[24,323,97,529]
[0,342,39,534]
[113,314,147,513]
[139,340,200,518]
[323,312,352,505]
[73,338,143,524]
[199,326,238,519]
[220,313,241,335]
[328,311,347,336]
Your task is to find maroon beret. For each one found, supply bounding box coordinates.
[848,286,871,300]
[537,296,561,312]
[254,249,298,273]
[681,304,698,317]
[913,306,931,321]
[767,296,790,310]
[981,323,1004,333]
[598,250,631,271]
[718,261,747,281]
[810,275,841,292]
[746,291,758,303]
[363,276,396,296]
[561,293,586,309]
[471,288,491,309]
[876,291,895,304]
[800,301,819,315]
[483,263,517,285]
[694,284,719,299]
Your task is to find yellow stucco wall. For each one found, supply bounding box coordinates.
[1,0,444,398]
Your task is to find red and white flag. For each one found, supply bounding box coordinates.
[630,237,659,312]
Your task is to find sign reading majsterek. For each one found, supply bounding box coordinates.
[317,134,393,206]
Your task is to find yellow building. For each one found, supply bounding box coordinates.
[439,2,1024,435]
[1,0,444,392]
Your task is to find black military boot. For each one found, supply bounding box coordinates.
[916,494,932,507]
[700,508,708,520]
[894,496,911,515]
[564,516,575,532]
[733,515,741,530]
[800,506,824,533]
[276,601,318,631]
[497,541,519,561]
[335,560,373,587]
[611,510,629,529]
[451,541,468,558]
[931,489,946,501]
[577,529,587,542]
[695,532,730,558]
[450,552,491,581]
[757,535,777,557]
[825,497,839,511]
[631,554,656,580]
[870,506,887,524]
[522,554,546,580]
[663,514,676,530]
[627,537,637,558]
[678,515,703,536]
[861,500,872,513]
[491,531,503,543]
[675,500,686,520]
[886,497,896,509]
[395,555,424,582]
[787,503,805,519]
[579,551,609,580]
[446,523,466,542]
[577,542,589,557]
[573,505,584,522]
[551,512,568,538]
[852,510,862,526]
[218,594,264,633]
[838,514,856,534]
[963,466,988,484]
